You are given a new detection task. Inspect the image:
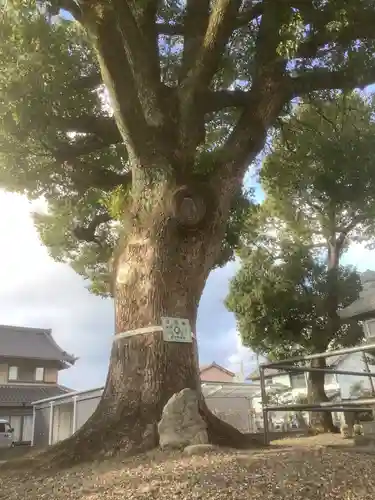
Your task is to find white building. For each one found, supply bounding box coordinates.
[248,351,375,428]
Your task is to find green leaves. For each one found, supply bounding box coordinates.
[261,92,375,253]
[0,3,254,294]
[0,6,127,295]
[226,242,363,360]
[4,0,375,300]
[227,92,375,361]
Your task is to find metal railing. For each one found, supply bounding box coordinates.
[259,341,375,445]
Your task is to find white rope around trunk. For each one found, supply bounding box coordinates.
[113,326,164,342]
[113,319,196,343]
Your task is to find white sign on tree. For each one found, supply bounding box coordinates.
[161,317,192,343]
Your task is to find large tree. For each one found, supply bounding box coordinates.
[228,92,375,430]
[226,242,363,430]
[2,1,375,461]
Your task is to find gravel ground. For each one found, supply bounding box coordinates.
[0,435,374,500]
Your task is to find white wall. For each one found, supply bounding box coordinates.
[267,373,338,401]
[336,351,375,399]
[52,403,74,444]
[271,374,290,387]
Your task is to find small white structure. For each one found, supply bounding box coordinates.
[32,387,103,447]
[32,381,262,447]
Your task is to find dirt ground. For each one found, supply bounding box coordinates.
[1,434,375,500]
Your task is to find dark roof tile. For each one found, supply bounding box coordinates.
[0,325,76,364]
[0,384,70,406]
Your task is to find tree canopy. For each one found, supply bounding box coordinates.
[0,5,253,295]
[2,2,375,297]
[226,242,363,360]
[227,92,375,360]
[261,92,375,260]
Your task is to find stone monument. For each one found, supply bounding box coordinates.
[157,388,209,449]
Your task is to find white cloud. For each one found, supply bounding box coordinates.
[342,243,375,272]
[225,329,258,379]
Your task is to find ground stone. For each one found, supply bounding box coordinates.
[340,424,352,439]
[183,444,216,456]
[158,388,208,449]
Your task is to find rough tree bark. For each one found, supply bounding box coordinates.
[47,180,262,465]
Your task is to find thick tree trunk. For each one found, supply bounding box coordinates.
[307,358,337,432]
[44,184,261,466]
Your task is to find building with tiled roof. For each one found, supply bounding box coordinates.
[0,325,76,444]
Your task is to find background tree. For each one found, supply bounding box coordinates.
[227,240,362,430]
[261,92,375,335]
[2,1,375,461]
[263,92,375,426]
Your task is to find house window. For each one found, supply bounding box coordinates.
[17,366,35,382]
[35,367,45,382]
[8,366,18,381]
[290,373,306,390]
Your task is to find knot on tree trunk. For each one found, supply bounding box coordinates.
[170,185,210,229]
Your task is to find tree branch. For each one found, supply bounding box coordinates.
[181,0,210,80]
[82,9,162,166]
[73,211,113,244]
[181,0,242,92]
[290,65,375,96]
[54,134,123,161]
[70,165,131,193]
[336,215,364,248]
[57,115,123,146]
[253,0,282,75]
[178,0,243,157]
[297,6,375,60]
[204,89,250,112]
[156,1,263,37]
[216,1,292,183]
[57,0,82,21]
[72,164,130,242]
[111,0,165,128]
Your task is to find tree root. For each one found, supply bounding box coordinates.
[200,402,264,449]
[9,401,262,471]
